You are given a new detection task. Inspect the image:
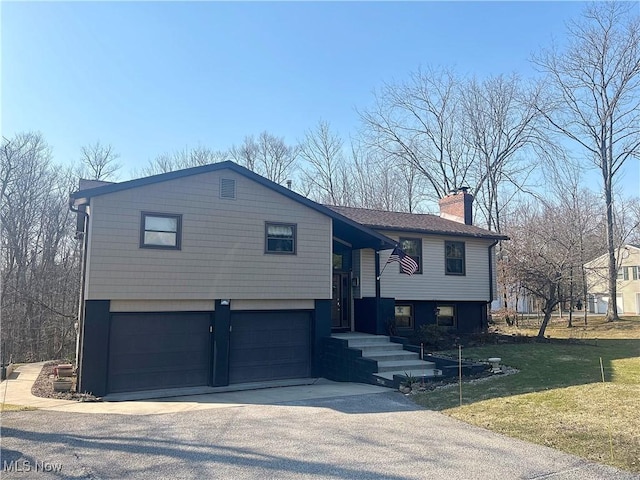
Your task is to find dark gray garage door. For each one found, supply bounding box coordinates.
[108,312,211,394]
[229,311,311,384]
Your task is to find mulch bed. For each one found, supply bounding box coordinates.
[31,361,99,402]
[401,366,519,395]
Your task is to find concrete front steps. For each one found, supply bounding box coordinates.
[331,333,438,387]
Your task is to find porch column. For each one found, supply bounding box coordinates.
[375,250,381,299]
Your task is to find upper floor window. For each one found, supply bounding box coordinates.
[265,223,296,254]
[399,237,422,274]
[620,266,639,281]
[445,241,465,275]
[140,212,182,250]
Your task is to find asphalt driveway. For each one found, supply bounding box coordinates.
[1,392,636,479]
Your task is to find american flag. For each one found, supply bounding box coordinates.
[386,247,419,275]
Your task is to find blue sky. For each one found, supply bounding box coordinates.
[2,1,638,194]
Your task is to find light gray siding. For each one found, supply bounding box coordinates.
[360,249,377,297]
[490,244,497,300]
[376,233,494,302]
[86,170,332,301]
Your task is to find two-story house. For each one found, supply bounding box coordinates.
[70,161,506,397]
[585,244,640,315]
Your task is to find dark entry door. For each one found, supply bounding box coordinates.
[332,273,351,330]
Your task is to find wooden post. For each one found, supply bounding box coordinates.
[459,345,463,406]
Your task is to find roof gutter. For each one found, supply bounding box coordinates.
[68,198,89,378]
[371,225,508,241]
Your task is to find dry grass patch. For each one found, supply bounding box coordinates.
[500,315,640,340]
[0,403,37,412]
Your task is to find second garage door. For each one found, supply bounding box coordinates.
[229,311,311,384]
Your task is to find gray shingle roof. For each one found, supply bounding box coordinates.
[326,205,508,240]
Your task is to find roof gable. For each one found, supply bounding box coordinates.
[585,244,640,266]
[70,161,396,250]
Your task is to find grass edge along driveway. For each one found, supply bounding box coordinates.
[411,317,640,474]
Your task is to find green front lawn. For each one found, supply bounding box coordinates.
[412,316,640,473]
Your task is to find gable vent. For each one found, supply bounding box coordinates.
[220,178,236,199]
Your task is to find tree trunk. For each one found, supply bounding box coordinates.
[581,247,588,326]
[537,307,554,340]
[604,171,620,322]
[537,286,557,340]
[568,266,573,328]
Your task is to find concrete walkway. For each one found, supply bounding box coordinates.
[0,362,390,415]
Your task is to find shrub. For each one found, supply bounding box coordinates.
[418,324,456,350]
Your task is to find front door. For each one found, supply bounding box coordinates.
[332,273,351,330]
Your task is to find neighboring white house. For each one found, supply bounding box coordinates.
[585,244,640,315]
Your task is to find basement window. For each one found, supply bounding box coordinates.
[395,305,414,329]
[140,212,182,250]
[436,305,456,327]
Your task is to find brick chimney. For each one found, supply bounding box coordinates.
[438,188,474,225]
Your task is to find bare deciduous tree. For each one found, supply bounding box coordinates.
[533,2,640,321]
[359,67,471,201]
[230,131,298,185]
[359,67,553,229]
[79,141,121,181]
[554,181,603,327]
[350,146,426,213]
[505,201,581,339]
[298,122,424,211]
[462,74,551,233]
[299,121,352,205]
[1,133,79,363]
[140,145,229,176]
[613,196,640,249]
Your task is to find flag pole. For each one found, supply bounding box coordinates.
[376,245,397,280]
[377,256,389,280]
